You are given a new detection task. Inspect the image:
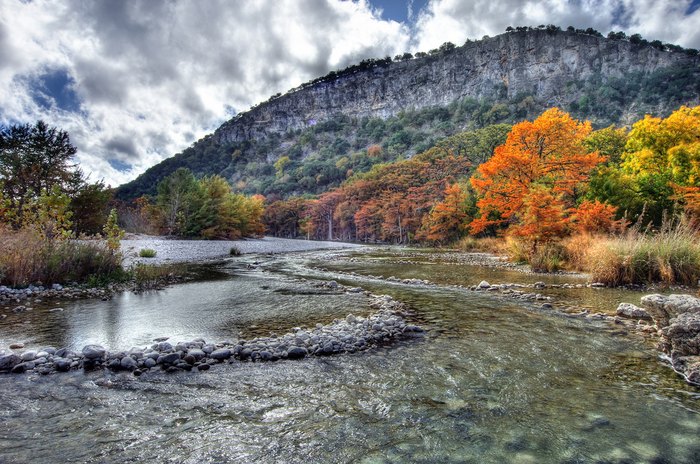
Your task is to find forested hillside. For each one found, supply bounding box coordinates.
[117,27,700,201]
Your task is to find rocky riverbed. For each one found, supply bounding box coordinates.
[0,292,424,376]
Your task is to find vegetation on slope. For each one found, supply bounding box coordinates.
[116,27,700,202]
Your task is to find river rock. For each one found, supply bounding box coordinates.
[11,363,27,374]
[157,353,180,365]
[287,346,307,359]
[82,345,106,360]
[20,351,37,362]
[477,281,491,289]
[210,348,232,360]
[143,357,156,368]
[9,343,24,349]
[187,348,206,360]
[120,356,138,370]
[155,341,173,352]
[616,303,652,320]
[54,358,71,372]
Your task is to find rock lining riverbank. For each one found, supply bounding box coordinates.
[637,294,700,385]
[0,293,424,376]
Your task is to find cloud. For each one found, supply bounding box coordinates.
[0,0,409,186]
[0,0,698,187]
[411,0,700,52]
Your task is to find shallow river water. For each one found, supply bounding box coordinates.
[0,247,699,463]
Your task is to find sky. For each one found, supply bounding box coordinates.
[1,0,699,187]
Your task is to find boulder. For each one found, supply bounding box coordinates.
[640,294,700,386]
[477,281,490,289]
[641,294,700,328]
[616,303,652,321]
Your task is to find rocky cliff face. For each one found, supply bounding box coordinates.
[216,29,699,144]
[117,29,700,200]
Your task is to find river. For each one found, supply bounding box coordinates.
[0,245,698,463]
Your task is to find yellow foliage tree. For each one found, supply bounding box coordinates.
[623,105,700,219]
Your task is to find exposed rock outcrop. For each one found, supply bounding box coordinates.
[217,30,699,144]
[640,294,700,385]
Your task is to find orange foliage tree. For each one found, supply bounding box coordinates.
[507,185,567,242]
[569,200,619,234]
[470,108,604,238]
[417,183,469,244]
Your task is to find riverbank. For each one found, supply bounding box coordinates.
[120,235,364,265]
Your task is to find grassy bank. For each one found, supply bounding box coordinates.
[461,218,700,286]
[582,221,700,287]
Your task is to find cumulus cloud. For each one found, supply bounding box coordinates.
[0,0,698,186]
[0,0,409,186]
[411,0,700,52]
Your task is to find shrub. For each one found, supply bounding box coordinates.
[505,236,531,264]
[504,236,565,272]
[528,242,565,272]
[0,226,123,287]
[561,233,597,271]
[139,248,157,258]
[130,263,186,291]
[457,236,505,254]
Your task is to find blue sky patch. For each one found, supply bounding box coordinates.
[108,158,132,172]
[371,0,429,23]
[29,68,81,113]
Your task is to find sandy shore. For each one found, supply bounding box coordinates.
[120,235,364,266]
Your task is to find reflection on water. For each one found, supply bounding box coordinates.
[0,248,698,463]
[0,266,368,350]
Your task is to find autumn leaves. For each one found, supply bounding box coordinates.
[263,105,699,248]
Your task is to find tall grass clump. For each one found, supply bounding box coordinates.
[585,216,700,286]
[0,227,123,287]
[503,236,566,272]
[139,248,157,258]
[457,236,505,254]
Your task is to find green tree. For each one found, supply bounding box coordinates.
[156,167,199,235]
[103,208,124,252]
[70,181,112,235]
[0,121,82,223]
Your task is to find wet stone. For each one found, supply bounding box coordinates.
[210,349,232,360]
[157,353,181,365]
[82,345,106,360]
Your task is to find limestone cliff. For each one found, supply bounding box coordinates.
[117,29,700,199]
[215,29,699,144]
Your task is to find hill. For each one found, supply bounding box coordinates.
[117,27,700,200]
